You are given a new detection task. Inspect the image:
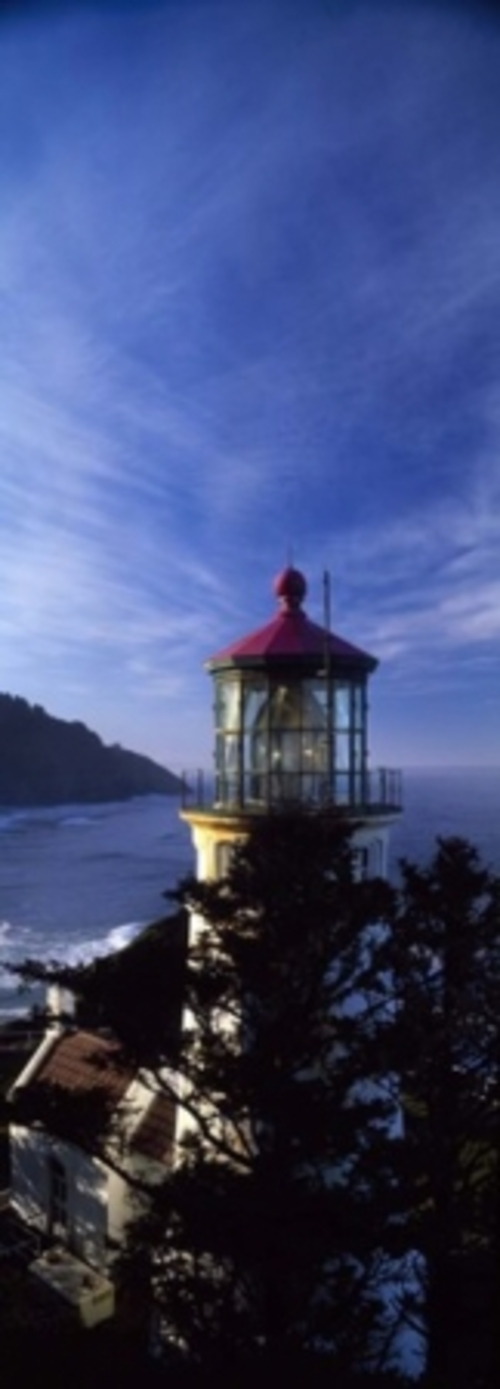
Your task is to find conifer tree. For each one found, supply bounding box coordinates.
[14,827,500,1383]
[124,813,401,1380]
[391,837,500,1387]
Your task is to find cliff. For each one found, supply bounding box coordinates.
[0,694,182,805]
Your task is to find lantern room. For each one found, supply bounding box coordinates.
[204,566,398,814]
[181,566,402,881]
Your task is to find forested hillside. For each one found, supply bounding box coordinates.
[0,694,181,804]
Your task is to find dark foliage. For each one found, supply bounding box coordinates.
[11,1077,115,1153]
[11,822,500,1385]
[391,836,500,1387]
[14,910,188,1065]
[122,813,401,1379]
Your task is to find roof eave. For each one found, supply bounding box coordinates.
[206,652,378,676]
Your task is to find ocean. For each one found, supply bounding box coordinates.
[0,768,499,1019]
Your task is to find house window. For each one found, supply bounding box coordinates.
[352,846,369,881]
[48,1155,68,1239]
[215,841,233,878]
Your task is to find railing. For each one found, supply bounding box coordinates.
[367,767,403,814]
[180,767,402,817]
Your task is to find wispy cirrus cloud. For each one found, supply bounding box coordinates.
[0,0,499,765]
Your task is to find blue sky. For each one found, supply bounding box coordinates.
[0,0,499,772]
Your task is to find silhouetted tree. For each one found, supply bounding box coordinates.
[119,813,401,1381]
[392,837,500,1388]
[17,824,500,1384]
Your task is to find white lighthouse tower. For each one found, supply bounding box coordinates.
[177,572,419,1374]
[181,565,402,881]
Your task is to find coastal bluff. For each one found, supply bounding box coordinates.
[0,694,182,805]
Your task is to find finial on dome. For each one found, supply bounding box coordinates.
[273,566,307,611]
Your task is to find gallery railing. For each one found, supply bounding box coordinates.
[180,766,402,817]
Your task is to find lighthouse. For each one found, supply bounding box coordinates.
[181,566,402,881]
[176,575,420,1375]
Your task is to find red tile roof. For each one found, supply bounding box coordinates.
[18,1029,176,1167]
[32,1030,132,1105]
[130,1091,176,1164]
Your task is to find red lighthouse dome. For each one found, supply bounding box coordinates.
[208,569,376,671]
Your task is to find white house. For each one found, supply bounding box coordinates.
[9,1026,175,1277]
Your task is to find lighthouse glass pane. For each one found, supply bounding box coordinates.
[335,685,351,730]
[302,730,328,802]
[269,684,302,729]
[309,681,329,721]
[353,685,364,726]
[216,733,240,807]
[267,730,300,802]
[335,733,350,770]
[245,678,331,806]
[224,734,238,771]
[273,730,301,771]
[334,775,350,804]
[242,681,268,731]
[217,679,241,732]
[243,733,263,802]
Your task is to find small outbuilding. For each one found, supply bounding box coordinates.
[9,1026,175,1276]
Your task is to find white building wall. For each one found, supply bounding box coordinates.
[189,817,394,886]
[105,1073,175,1249]
[350,822,392,879]
[105,1165,139,1251]
[10,1124,108,1268]
[10,1118,170,1272]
